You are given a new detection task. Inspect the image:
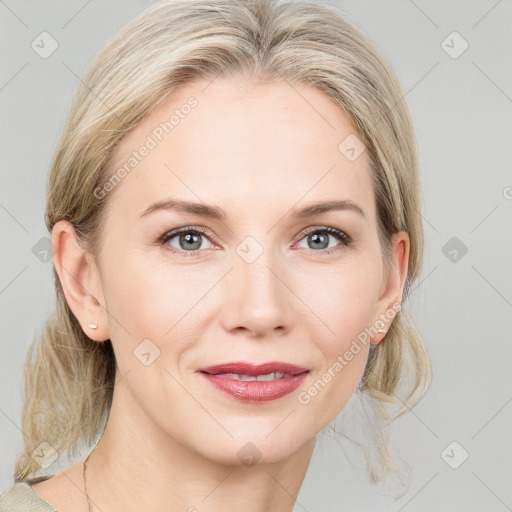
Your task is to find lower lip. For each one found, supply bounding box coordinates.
[199,372,309,403]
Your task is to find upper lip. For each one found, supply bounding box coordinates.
[198,361,309,376]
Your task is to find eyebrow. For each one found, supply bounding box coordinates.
[139,198,365,220]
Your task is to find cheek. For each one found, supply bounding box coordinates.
[101,253,218,354]
[295,262,380,412]
[295,258,382,339]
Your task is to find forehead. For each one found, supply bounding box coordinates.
[104,77,374,223]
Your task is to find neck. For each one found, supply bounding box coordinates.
[84,379,315,512]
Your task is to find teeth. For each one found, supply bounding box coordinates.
[216,372,288,381]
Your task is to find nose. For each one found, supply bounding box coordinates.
[219,244,294,338]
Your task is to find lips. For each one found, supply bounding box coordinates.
[198,361,309,377]
[197,361,310,403]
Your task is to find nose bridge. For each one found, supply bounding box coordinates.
[220,235,292,336]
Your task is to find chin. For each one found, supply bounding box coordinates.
[196,431,313,468]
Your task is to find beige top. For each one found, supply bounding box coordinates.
[0,475,58,512]
[0,475,303,511]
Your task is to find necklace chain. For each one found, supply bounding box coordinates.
[83,426,106,512]
[83,452,93,512]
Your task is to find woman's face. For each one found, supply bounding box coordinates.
[86,76,407,465]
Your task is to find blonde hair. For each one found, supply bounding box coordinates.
[14,0,432,487]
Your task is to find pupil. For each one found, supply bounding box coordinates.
[310,232,328,249]
[181,232,200,250]
[177,231,330,251]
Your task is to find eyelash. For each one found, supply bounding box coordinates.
[157,225,353,258]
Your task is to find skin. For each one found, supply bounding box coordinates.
[33,76,409,512]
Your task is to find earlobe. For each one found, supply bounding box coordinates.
[370,231,410,346]
[51,220,109,342]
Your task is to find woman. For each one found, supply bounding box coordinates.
[0,0,431,510]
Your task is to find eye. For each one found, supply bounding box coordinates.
[295,226,352,255]
[158,225,352,258]
[158,227,217,257]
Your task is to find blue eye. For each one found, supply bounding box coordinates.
[296,227,352,255]
[159,227,215,257]
[158,225,352,257]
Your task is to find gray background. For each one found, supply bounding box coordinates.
[1,0,511,510]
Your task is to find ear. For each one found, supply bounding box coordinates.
[370,231,410,346]
[51,220,110,342]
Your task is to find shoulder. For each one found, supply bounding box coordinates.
[0,477,58,512]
